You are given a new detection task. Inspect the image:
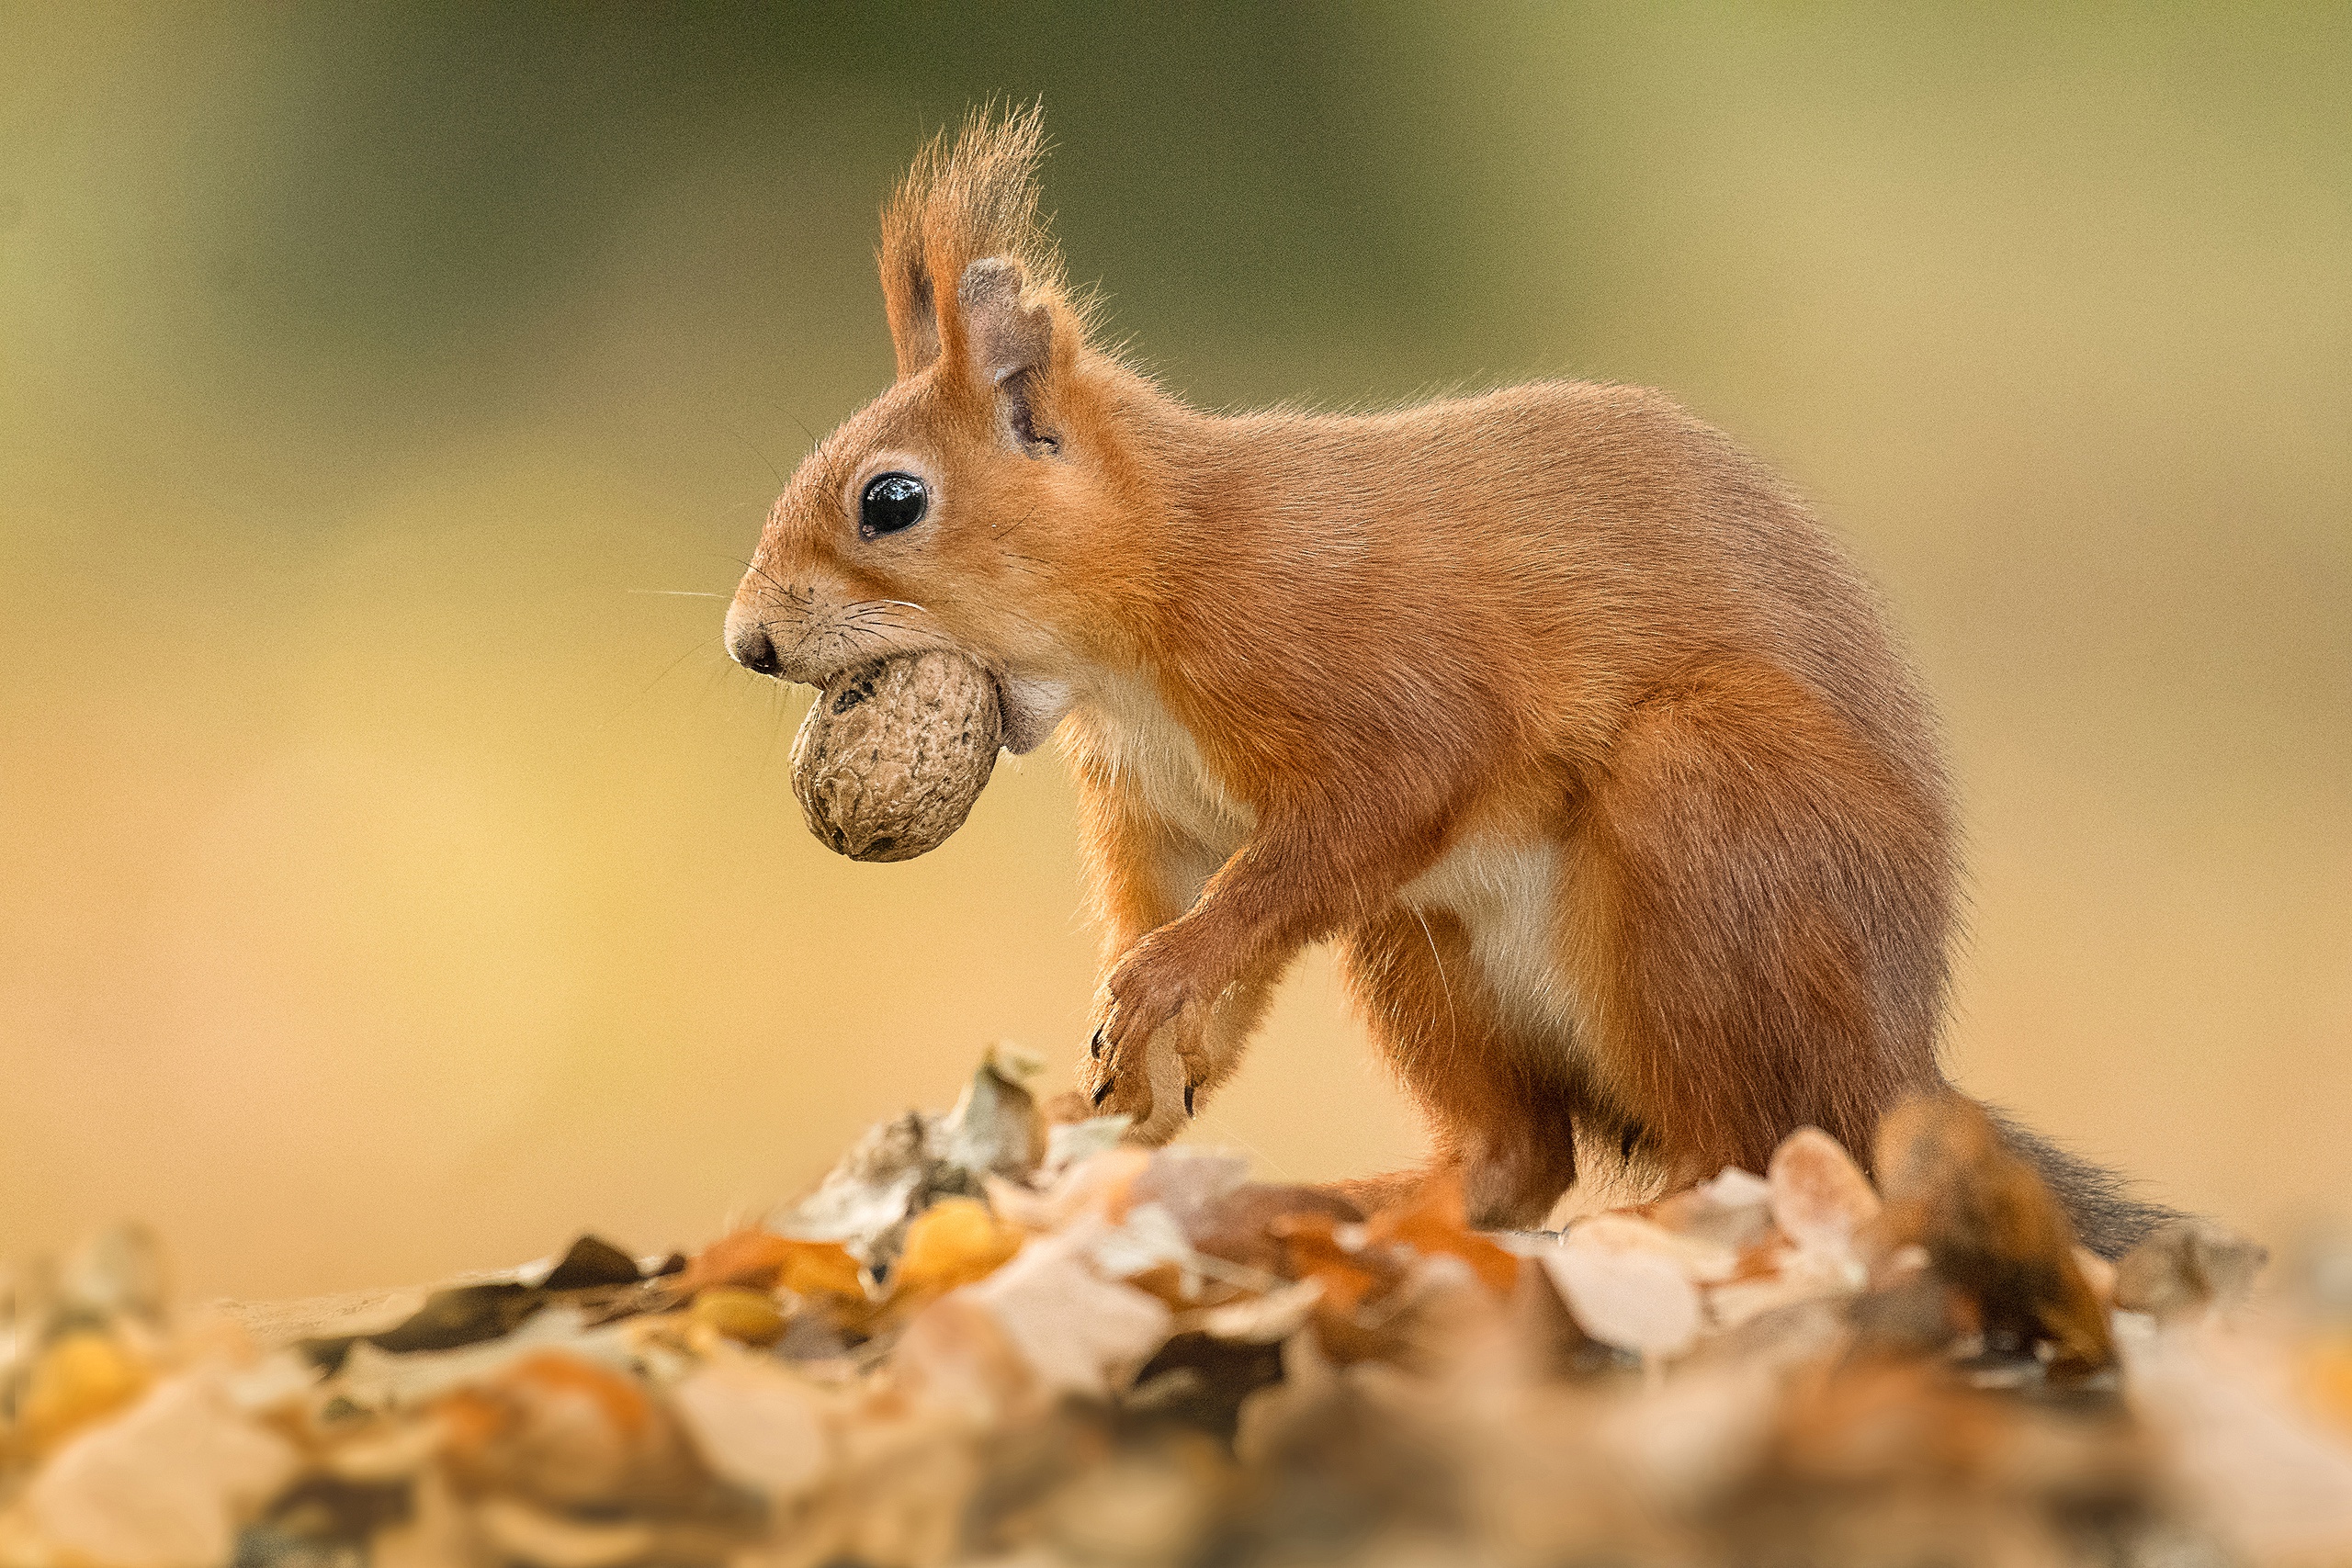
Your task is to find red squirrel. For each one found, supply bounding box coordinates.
[724,108,2167,1256]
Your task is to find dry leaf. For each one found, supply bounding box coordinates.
[1768,1127,1882,1258]
[687,1286,788,1348]
[892,1290,1039,1425]
[332,1307,633,1410]
[940,1045,1049,1181]
[1129,1149,1252,1231]
[1043,1115,1132,1173]
[366,1465,481,1568]
[473,1497,656,1568]
[1090,1201,1215,1299]
[1650,1167,1775,1252]
[889,1197,1023,1303]
[678,1229,865,1302]
[1184,1280,1326,1345]
[438,1349,706,1510]
[1363,1175,1521,1296]
[670,1348,833,1504]
[25,1373,299,1568]
[984,1146,1151,1235]
[1271,1210,1403,1362]
[13,1329,148,1458]
[966,1224,1173,1398]
[2124,1315,2352,1562]
[2112,1220,2268,1324]
[1542,1236,1702,1360]
[1574,1210,1739,1285]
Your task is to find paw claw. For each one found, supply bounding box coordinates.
[1091,1077,1114,1108]
[1183,1082,1196,1117]
[1089,1025,1104,1060]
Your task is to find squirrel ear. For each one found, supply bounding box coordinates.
[957,257,1058,453]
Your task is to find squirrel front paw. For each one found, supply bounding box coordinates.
[1083,930,1220,1145]
[1081,1021,1201,1148]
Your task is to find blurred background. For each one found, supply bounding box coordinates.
[2,6,2346,1302]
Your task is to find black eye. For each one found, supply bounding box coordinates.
[859,472,928,538]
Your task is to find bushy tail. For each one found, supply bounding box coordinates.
[1980,1103,2177,1259]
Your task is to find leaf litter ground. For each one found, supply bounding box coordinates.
[6,1048,2352,1568]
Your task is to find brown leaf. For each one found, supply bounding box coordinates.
[537,1235,645,1292]
[1871,1095,2116,1380]
[1192,1184,1363,1280]
[677,1229,865,1303]
[437,1350,706,1510]
[1362,1174,1520,1297]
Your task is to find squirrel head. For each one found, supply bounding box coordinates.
[726,106,1134,753]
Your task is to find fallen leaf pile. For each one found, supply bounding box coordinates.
[5,1048,2351,1567]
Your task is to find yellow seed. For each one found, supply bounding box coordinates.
[17,1330,148,1456]
[690,1287,788,1348]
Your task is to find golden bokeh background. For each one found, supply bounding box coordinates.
[3,7,2345,1300]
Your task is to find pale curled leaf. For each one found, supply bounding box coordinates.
[475,1498,656,1568]
[1044,1115,1133,1174]
[2114,1220,2269,1323]
[1090,1201,1204,1289]
[1573,1210,1738,1285]
[26,1374,300,1568]
[1129,1148,1252,1229]
[1185,1279,1326,1344]
[1542,1239,1702,1359]
[1768,1127,1882,1257]
[1651,1167,1775,1252]
[967,1222,1174,1397]
[670,1350,833,1503]
[984,1145,1150,1235]
[942,1045,1048,1183]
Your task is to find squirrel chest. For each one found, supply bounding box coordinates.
[1088,669,1590,1052]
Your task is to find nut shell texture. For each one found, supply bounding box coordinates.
[790,652,1002,862]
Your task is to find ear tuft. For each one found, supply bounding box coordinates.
[876,104,1062,384]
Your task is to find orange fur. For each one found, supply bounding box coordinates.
[726,111,2118,1235]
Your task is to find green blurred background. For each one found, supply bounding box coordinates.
[3,6,2346,1300]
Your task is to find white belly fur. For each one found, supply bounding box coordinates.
[1400,834,1586,1044]
[1080,671,1253,908]
[1087,670,1585,1043]
[1086,673,1256,854]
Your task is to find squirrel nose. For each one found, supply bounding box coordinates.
[728,621,783,677]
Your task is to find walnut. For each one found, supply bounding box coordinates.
[790,652,1002,862]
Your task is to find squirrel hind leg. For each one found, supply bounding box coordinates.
[1337,907,1589,1231]
[1567,656,1956,1184]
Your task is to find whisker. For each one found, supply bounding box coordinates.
[709,415,786,491]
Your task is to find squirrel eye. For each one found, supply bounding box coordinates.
[859,472,928,538]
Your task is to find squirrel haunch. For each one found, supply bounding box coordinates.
[724,107,2165,1255]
